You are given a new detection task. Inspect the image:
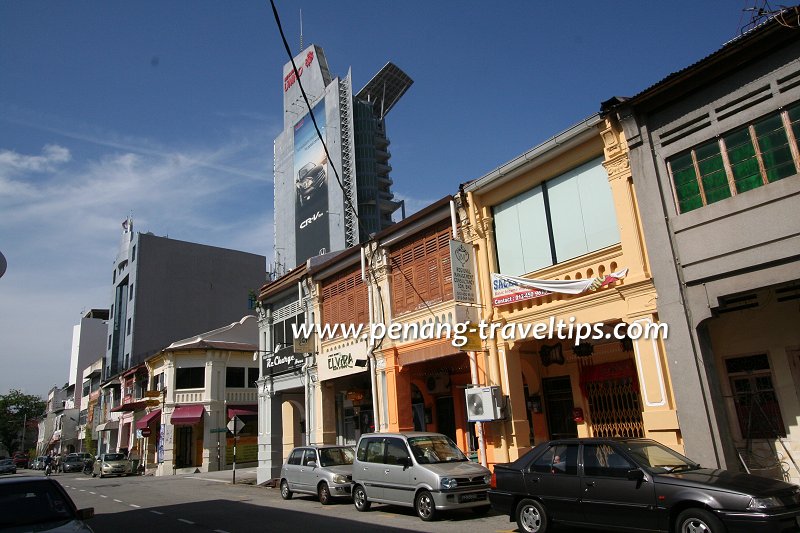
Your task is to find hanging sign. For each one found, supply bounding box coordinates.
[450,240,477,304]
[491,268,628,306]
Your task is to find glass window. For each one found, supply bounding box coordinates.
[175,367,204,389]
[725,354,786,438]
[288,449,302,465]
[385,438,410,466]
[407,435,467,464]
[531,444,578,475]
[493,158,619,275]
[583,444,634,478]
[318,447,355,467]
[754,114,795,183]
[302,449,316,466]
[129,283,134,301]
[668,104,800,213]
[225,367,245,388]
[548,158,620,263]
[357,438,386,464]
[247,368,259,388]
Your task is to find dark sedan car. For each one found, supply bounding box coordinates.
[489,438,800,533]
[295,161,326,206]
[0,476,94,531]
[60,455,85,473]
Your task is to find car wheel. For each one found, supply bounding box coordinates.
[516,499,549,533]
[280,479,293,500]
[415,490,437,522]
[318,481,331,505]
[676,508,726,533]
[352,484,371,512]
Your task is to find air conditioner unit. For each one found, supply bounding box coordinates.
[465,386,504,422]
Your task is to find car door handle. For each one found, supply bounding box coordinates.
[384,469,390,475]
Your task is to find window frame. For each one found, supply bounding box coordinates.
[723,353,787,439]
[666,104,800,214]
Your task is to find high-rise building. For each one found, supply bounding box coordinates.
[104,218,266,379]
[273,44,412,269]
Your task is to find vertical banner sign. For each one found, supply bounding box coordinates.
[157,424,165,463]
[294,100,330,262]
[450,240,477,304]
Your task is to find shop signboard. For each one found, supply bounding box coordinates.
[293,332,315,354]
[450,240,477,304]
[318,339,369,382]
[263,346,305,376]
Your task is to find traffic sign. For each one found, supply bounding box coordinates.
[140,427,152,437]
[227,416,245,435]
[210,427,227,433]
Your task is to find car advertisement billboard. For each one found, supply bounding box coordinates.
[294,100,330,262]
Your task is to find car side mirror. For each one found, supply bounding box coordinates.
[398,456,411,468]
[76,508,95,520]
[307,461,317,468]
[627,469,645,481]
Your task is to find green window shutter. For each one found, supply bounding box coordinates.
[724,128,762,194]
[695,141,731,205]
[754,114,795,183]
[670,152,703,213]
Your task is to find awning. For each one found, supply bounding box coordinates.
[135,409,161,430]
[227,406,257,419]
[96,420,119,432]
[170,404,205,425]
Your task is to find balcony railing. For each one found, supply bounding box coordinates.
[174,389,204,403]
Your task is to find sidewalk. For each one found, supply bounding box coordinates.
[180,466,258,485]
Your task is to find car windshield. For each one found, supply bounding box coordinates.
[318,447,355,467]
[103,454,125,461]
[407,435,468,464]
[621,441,700,473]
[65,457,82,463]
[0,480,76,528]
[0,460,12,466]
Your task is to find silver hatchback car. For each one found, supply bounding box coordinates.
[280,445,355,505]
[351,432,492,521]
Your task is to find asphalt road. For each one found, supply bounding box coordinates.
[29,470,510,533]
[9,470,605,532]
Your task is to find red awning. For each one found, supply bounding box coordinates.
[135,409,161,430]
[170,404,205,425]
[227,406,257,419]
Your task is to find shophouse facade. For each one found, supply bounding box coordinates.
[76,358,103,453]
[604,13,800,483]
[256,264,310,484]
[460,114,680,467]
[145,316,259,475]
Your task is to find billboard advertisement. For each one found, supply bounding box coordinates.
[294,100,330,262]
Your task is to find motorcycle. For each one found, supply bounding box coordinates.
[44,463,52,476]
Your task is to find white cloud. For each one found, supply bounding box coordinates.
[0,144,71,173]
[0,132,274,395]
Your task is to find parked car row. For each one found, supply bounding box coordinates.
[0,459,17,475]
[278,433,800,531]
[280,432,492,521]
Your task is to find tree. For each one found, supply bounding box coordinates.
[0,390,45,453]
[83,424,95,456]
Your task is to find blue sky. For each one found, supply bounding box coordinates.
[1,1,750,396]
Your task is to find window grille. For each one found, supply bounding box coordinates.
[586,376,644,439]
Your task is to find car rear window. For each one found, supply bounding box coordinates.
[0,481,75,527]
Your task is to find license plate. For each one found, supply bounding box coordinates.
[459,492,486,503]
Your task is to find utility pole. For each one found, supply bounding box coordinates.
[21,413,27,452]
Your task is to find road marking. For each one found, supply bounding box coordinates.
[79,489,86,492]
[113,499,123,503]
[178,519,195,525]
[89,491,96,495]
[185,476,228,483]
[150,511,164,515]
[99,495,108,498]
[129,504,141,508]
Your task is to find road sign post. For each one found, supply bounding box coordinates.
[226,416,245,484]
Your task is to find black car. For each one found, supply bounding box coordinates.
[0,476,95,531]
[489,438,800,533]
[296,161,326,206]
[60,455,85,473]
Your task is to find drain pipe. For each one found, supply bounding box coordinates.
[362,246,381,433]
[452,198,487,467]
